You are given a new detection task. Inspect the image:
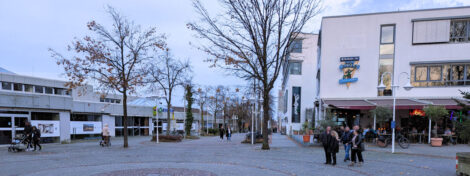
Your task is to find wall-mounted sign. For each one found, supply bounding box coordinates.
[70,121,102,134]
[31,120,60,137]
[339,56,360,87]
[410,109,425,116]
[291,87,301,123]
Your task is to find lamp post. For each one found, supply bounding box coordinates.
[377,71,413,153]
[154,94,166,144]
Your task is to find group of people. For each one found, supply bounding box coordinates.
[320,125,364,166]
[219,125,232,142]
[23,121,42,151]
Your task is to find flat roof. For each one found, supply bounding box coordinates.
[323,5,470,19]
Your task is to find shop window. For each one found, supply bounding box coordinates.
[115,116,123,127]
[31,112,59,120]
[0,117,11,127]
[115,128,123,136]
[45,87,53,94]
[13,83,22,91]
[1,82,12,90]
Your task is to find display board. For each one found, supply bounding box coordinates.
[31,120,60,137]
[70,121,102,134]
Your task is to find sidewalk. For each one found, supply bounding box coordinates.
[366,143,470,159]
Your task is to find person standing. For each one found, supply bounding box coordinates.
[102,124,110,145]
[349,130,364,167]
[219,126,225,141]
[320,126,333,164]
[341,126,352,162]
[32,126,42,151]
[329,130,341,165]
[226,125,232,142]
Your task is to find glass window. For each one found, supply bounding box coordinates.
[0,117,11,127]
[115,116,123,127]
[116,99,121,104]
[452,65,465,80]
[289,62,302,75]
[45,87,53,94]
[290,40,302,53]
[1,82,12,90]
[24,85,33,92]
[381,26,395,44]
[415,67,428,81]
[379,44,395,57]
[13,83,22,91]
[35,86,44,93]
[100,98,105,102]
[54,88,63,95]
[450,20,469,43]
[31,112,59,120]
[429,66,442,81]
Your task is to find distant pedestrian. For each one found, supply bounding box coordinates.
[226,125,232,142]
[349,130,364,167]
[102,124,110,145]
[32,126,42,151]
[342,126,352,162]
[24,121,33,149]
[329,130,341,165]
[320,126,333,164]
[219,126,225,141]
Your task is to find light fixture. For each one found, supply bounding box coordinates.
[403,80,413,91]
[377,81,386,91]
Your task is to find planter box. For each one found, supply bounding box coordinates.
[293,131,299,135]
[431,138,443,147]
[303,135,310,143]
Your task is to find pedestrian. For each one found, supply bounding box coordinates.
[320,126,333,164]
[342,126,352,162]
[226,125,232,142]
[102,124,110,145]
[219,126,225,141]
[329,130,341,165]
[23,121,33,150]
[32,126,42,151]
[349,130,364,167]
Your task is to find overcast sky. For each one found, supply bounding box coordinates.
[1,0,469,106]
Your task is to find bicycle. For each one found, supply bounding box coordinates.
[377,132,409,149]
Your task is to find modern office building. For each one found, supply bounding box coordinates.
[280,33,319,135]
[315,6,470,130]
[0,68,209,145]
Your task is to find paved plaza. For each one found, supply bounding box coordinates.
[0,133,467,176]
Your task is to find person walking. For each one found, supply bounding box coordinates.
[329,130,341,165]
[226,125,232,142]
[32,126,42,151]
[23,121,33,150]
[219,126,225,141]
[102,124,110,146]
[342,126,352,162]
[349,130,364,167]
[320,126,333,164]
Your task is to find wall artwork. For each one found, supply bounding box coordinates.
[339,57,360,88]
[292,87,301,123]
[31,120,60,137]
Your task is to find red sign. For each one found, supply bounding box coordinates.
[410,109,425,116]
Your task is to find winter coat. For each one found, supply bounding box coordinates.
[351,134,364,151]
[341,131,352,144]
[226,129,231,137]
[24,124,32,135]
[32,129,41,141]
[320,131,333,148]
[328,132,340,153]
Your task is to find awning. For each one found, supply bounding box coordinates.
[324,98,467,110]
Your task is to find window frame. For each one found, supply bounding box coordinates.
[380,25,396,44]
[288,61,302,75]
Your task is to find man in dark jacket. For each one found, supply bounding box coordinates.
[341,126,352,162]
[320,126,333,164]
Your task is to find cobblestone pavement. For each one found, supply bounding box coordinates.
[0,133,467,176]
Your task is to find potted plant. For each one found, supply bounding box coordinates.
[302,121,310,143]
[293,130,299,135]
[423,105,448,147]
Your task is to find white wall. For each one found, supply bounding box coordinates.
[320,7,470,100]
[284,33,318,135]
[59,111,71,143]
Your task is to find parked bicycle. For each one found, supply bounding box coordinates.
[377,132,409,149]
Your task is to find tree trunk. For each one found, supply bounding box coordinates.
[166,102,171,135]
[201,105,204,132]
[123,90,128,148]
[261,88,270,150]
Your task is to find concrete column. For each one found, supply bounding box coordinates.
[59,111,71,144]
[102,115,115,137]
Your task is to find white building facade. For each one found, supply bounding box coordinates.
[316,6,470,130]
[280,33,318,135]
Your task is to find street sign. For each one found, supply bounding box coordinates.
[391,121,396,129]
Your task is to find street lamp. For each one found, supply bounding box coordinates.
[377,71,413,153]
[154,94,166,144]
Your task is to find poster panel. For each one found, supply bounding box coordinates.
[70,121,102,134]
[31,120,60,137]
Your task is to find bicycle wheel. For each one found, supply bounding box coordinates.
[398,137,410,149]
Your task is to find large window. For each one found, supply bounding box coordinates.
[1,82,12,90]
[378,25,395,96]
[411,63,470,87]
[289,62,302,75]
[450,19,470,43]
[71,114,102,121]
[13,83,22,91]
[290,39,302,53]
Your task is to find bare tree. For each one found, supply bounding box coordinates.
[188,0,321,149]
[196,86,212,132]
[148,49,191,135]
[50,6,166,148]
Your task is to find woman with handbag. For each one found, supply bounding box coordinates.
[349,130,364,167]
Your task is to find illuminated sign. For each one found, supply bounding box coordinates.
[410,109,425,116]
[339,56,360,87]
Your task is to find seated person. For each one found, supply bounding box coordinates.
[443,127,456,144]
[411,127,418,133]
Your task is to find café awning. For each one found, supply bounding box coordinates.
[324,98,467,110]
